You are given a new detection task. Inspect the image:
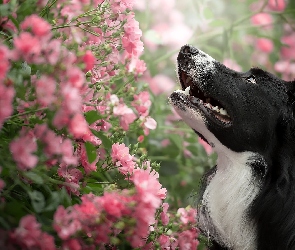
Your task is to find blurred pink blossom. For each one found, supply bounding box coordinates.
[83,50,96,72]
[281,34,295,60]
[10,132,38,170]
[223,58,242,72]
[0,83,15,130]
[10,215,56,250]
[21,14,51,37]
[35,75,56,106]
[69,113,90,139]
[0,45,10,80]
[147,74,175,95]
[251,13,273,30]
[268,0,286,11]
[13,32,42,61]
[255,38,274,53]
[198,137,213,155]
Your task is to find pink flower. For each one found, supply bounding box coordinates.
[142,116,157,135]
[67,67,85,89]
[0,45,10,81]
[21,14,51,37]
[160,202,169,226]
[223,58,242,72]
[122,35,144,57]
[178,229,199,250]
[62,239,81,250]
[132,167,166,208]
[127,57,146,75]
[58,165,83,185]
[35,75,56,106]
[57,164,82,195]
[10,215,56,250]
[110,0,134,13]
[83,50,96,72]
[60,139,78,166]
[101,192,126,218]
[111,143,136,175]
[0,84,15,130]
[13,32,41,59]
[69,113,90,139]
[256,38,274,53]
[122,13,144,56]
[158,235,170,249]
[61,84,82,113]
[113,104,137,131]
[132,91,151,117]
[268,0,286,11]
[45,39,62,65]
[177,207,197,225]
[10,132,38,170]
[251,13,273,30]
[281,34,295,60]
[53,109,70,130]
[54,206,82,240]
[147,74,175,95]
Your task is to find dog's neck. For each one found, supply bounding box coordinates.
[198,144,261,250]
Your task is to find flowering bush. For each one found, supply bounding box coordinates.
[0,0,294,249]
[0,0,198,249]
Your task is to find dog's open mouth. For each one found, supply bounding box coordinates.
[179,71,232,124]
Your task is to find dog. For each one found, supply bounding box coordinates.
[169,45,295,250]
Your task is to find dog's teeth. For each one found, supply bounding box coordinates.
[220,108,228,116]
[184,86,190,95]
[212,106,219,111]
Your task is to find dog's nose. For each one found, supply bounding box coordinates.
[180,45,199,55]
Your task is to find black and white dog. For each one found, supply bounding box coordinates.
[169,45,295,250]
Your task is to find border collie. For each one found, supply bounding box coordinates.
[169,45,295,250]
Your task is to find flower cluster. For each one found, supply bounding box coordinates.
[0,0,200,249]
[53,161,167,248]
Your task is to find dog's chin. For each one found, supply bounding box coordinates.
[169,90,232,145]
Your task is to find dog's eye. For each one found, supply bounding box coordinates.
[246,76,256,84]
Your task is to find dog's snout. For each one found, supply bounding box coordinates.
[180,45,199,55]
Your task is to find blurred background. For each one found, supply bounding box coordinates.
[133,0,295,208]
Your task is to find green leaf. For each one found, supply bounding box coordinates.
[203,7,214,20]
[28,190,45,213]
[85,110,102,125]
[159,160,180,176]
[169,134,183,151]
[84,141,97,163]
[21,62,31,76]
[8,14,20,31]
[44,191,60,212]
[60,187,72,207]
[23,172,44,184]
[91,129,112,151]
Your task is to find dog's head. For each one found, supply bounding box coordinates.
[169,45,295,156]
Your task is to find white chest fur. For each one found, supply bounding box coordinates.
[198,151,260,250]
